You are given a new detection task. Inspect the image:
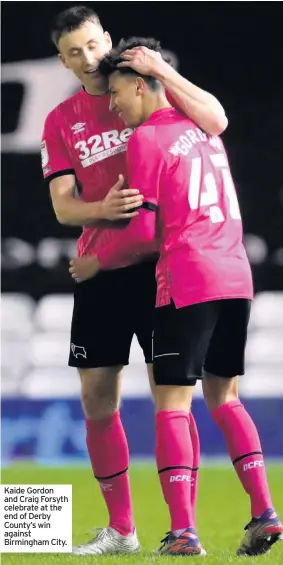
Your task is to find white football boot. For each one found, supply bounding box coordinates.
[72,526,140,555]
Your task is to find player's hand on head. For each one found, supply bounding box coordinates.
[69,256,101,282]
[117,46,163,76]
[101,174,143,221]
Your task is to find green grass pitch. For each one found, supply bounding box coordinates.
[2,463,283,564]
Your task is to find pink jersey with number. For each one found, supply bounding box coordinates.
[126,107,253,308]
[41,89,138,266]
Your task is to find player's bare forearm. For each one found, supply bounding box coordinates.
[154,62,228,136]
[50,174,143,226]
[118,46,227,135]
[53,196,104,226]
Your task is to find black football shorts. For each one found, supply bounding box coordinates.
[153,298,251,386]
[68,259,157,368]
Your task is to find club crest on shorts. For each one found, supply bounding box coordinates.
[71,343,87,359]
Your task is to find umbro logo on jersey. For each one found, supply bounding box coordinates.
[71,122,86,134]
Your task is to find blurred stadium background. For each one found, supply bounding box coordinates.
[1,2,283,465]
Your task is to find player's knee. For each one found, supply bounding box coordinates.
[154,385,194,413]
[152,360,196,411]
[79,366,122,419]
[81,383,120,419]
[202,372,238,411]
[146,363,157,402]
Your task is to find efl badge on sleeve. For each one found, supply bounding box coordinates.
[41,140,49,168]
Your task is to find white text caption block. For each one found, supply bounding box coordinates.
[0,484,72,553]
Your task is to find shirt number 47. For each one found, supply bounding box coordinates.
[188,153,241,223]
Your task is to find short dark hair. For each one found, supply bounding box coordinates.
[51,6,102,48]
[99,37,171,91]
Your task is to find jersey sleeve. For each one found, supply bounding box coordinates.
[95,128,162,270]
[41,111,74,181]
[126,127,163,207]
[96,209,157,269]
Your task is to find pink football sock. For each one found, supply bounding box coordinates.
[189,412,200,528]
[156,410,194,532]
[211,400,273,517]
[86,411,134,535]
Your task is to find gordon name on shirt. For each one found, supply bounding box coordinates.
[169,128,223,157]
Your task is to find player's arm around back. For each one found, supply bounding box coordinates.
[96,130,162,270]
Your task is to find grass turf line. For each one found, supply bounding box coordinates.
[2,464,283,564]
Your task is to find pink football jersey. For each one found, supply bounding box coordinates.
[41,89,136,265]
[126,107,253,308]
